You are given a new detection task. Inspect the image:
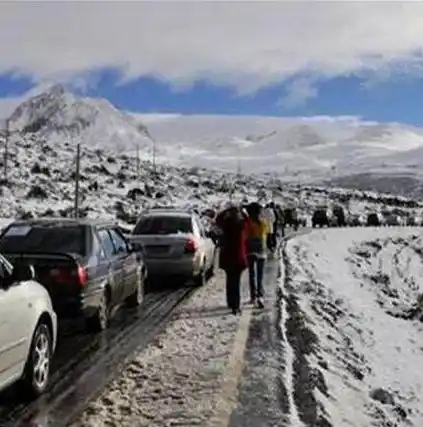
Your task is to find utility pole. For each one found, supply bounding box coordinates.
[3,119,9,183]
[136,144,140,180]
[152,137,157,175]
[229,178,233,201]
[74,143,81,218]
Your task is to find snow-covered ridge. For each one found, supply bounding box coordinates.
[129,113,423,182]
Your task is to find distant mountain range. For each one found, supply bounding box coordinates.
[3,85,423,197]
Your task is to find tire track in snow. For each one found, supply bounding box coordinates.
[350,235,421,314]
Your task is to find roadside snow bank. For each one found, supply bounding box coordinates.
[284,227,423,427]
[71,273,243,427]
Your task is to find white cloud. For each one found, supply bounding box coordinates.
[278,77,319,109]
[1,2,423,95]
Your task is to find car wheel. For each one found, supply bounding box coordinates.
[127,268,144,307]
[207,252,216,279]
[22,322,52,398]
[194,265,206,287]
[87,290,110,332]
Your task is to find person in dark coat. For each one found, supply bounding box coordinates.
[268,201,281,249]
[215,204,248,315]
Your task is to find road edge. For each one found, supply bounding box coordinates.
[207,307,252,427]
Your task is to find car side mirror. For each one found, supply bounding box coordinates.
[11,263,35,282]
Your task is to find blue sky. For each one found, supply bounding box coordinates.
[1,2,423,125]
[1,70,423,126]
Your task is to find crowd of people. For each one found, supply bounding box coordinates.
[211,200,284,315]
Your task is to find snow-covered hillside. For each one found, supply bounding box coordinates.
[135,114,423,178]
[283,228,423,427]
[0,131,256,222]
[1,120,421,228]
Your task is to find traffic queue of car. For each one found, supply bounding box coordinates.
[310,205,423,228]
[0,207,216,399]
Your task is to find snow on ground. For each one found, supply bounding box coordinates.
[71,271,246,427]
[283,227,423,427]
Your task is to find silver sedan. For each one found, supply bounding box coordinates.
[129,209,216,287]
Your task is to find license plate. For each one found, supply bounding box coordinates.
[146,245,169,255]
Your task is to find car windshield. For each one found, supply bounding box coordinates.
[133,216,193,235]
[0,224,86,255]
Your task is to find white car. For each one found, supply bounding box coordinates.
[0,254,57,397]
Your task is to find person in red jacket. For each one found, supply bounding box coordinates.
[215,204,248,315]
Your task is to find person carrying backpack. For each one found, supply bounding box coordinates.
[215,203,248,315]
[245,202,270,308]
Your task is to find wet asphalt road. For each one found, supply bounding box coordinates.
[228,256,288,427]
[229,230,311,427]
[0,286,195,427]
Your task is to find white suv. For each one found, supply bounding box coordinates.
[0,254,57,397]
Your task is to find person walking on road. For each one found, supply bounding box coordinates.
[215,203,248,315]
[245,202,269,309]
[262,202,276,253]
[275,203,285,238]
[268,201,281,250]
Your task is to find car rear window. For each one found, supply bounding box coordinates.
[133,216,193,235]
[0,224,86,255]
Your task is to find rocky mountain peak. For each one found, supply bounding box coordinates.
[6,84,151,151]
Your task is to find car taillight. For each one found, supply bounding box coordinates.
[184,238,198,254]
[76,264,88,287]
[49,264,88,287]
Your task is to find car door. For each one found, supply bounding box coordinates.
[0,259,30,387]
[108,228,137,300]
[96,228,123,308]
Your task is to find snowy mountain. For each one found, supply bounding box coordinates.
[6,85,152,154]
[4,85,423,196]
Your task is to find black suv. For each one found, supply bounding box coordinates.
[0,218,146,332]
